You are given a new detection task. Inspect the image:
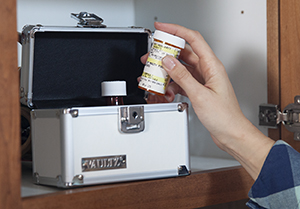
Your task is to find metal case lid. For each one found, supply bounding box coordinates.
[21,24,151,109]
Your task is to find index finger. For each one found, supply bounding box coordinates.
[154,22,216,60]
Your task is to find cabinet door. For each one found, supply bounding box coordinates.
[280,1,300,151]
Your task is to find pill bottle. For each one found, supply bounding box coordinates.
[101,81,126,105]
[138,30,185,96]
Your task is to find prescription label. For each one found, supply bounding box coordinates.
[138,41,181,95]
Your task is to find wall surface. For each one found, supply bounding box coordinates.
[17,0,135,30]
[17,0,135,65]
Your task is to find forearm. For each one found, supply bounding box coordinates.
[223,119,275,180]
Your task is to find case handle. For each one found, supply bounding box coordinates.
[71,12,106,28]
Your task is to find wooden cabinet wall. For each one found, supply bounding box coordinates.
[0,0,21,208]
[2,0,300,208]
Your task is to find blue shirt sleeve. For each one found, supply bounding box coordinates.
[246,140,300,209]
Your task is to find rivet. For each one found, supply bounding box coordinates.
[70,109,79,118]
[77,175,83,180]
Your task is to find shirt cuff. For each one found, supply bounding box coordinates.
[247,140,300,209]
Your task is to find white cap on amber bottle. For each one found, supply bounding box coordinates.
[153,30,185,49]
[101,81,127,96]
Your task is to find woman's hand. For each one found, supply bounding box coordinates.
[141,22,275,180]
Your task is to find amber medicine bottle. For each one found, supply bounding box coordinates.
[138,30,185,96]
[101,81,126,105]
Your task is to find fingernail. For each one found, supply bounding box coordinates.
[162,56,176,71]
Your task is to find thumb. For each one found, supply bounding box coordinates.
[162,56,204,98]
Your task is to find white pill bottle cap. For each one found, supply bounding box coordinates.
[153,30,185,49]
[101,81,127,96]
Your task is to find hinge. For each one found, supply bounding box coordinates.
[259,95,300,141]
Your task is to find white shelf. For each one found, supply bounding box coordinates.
[190,155,241,172]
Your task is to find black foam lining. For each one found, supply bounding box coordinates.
[32,31,148,108]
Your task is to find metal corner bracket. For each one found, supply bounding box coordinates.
[178,103,188,112]
[62,109,79,118]
[33,172,40,184]
[56,174,84,188]
[178,165,190,176]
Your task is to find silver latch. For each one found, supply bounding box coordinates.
[259,95,300,140]
[71,12,106,28]
[119,106,144,133]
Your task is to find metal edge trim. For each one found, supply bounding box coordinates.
[60,111,75,184]
[31,109,61,119]
[71,103,184,117]
[35,26,148,33]
[144,28,152,51]
[33,174,83,188]
[27,29,36,107]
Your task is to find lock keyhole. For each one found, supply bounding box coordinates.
[132,111,138,119]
